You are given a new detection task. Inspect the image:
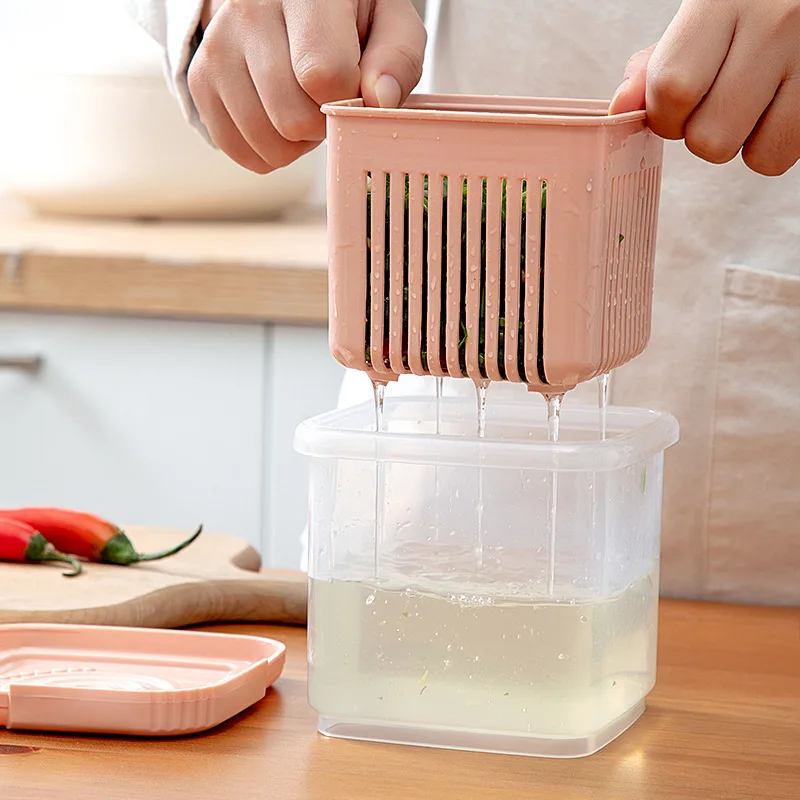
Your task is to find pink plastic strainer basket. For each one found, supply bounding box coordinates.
[323,95,664,394]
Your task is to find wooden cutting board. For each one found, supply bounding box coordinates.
[0,526,307,628]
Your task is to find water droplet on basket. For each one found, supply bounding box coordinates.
[392,132,398,139]
[640,157,646,170]
[558,652,569,661]
[366,594,376,606]
[586,181,593,192]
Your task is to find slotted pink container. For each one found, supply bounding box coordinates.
[323,95,664,394]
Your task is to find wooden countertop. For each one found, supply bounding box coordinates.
[1,599,798,800]
[0,205,329,325]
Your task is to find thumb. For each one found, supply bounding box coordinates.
[199,0,225,30]
[359,0,427,108]
[609,44,656,115]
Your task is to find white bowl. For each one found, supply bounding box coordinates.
[0,1,323,220]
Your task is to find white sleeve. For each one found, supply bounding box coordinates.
[123,0,211,142]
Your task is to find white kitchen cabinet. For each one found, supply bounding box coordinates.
[0,312,267,549]
[0,312,346,567]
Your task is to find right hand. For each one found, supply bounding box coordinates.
[189,0,427,174]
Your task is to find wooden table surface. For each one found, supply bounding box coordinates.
[1,599,798,800]
[0,206,328,324]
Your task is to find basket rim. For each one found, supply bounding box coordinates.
[322,93,650,127]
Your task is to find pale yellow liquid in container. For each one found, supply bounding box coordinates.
[309,570,658,738]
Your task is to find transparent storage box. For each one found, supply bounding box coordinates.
[295,393,679,758]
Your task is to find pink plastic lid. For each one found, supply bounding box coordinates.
[0,623,285,736]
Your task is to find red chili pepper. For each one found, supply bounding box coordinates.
[0,509,202,566]
[0,518,82,577]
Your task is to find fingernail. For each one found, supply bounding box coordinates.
[609,77,630,114]
[374,74,402,109]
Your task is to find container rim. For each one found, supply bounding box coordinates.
[295,398,679,472]
[321,94,650,128]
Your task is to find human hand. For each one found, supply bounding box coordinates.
[610,0,800,176]
[189,0,426,173]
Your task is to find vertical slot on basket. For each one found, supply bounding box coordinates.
[633,169,653,354]
[382,172,391,367]
[436,175,449,375]
[517,179,528,381]
[365,170,372,369]
[613,174,634,370]
[641,166,662,351]
[503,178,522,383]
[420,174,430,372]
[627,169,649,364]
[641,166,660,352]
[402,173,410,370]
[478,177,488,379]
[521,178,544,384]
[459,177,469,376]
[496,178,508,381]
[536,180,548,385]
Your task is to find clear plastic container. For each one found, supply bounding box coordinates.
[295,393,679,758]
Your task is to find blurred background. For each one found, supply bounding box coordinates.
[0,0,344,568]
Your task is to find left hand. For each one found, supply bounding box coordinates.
[609,0,800,176]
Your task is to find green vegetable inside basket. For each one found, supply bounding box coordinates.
[365,175,547,379]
